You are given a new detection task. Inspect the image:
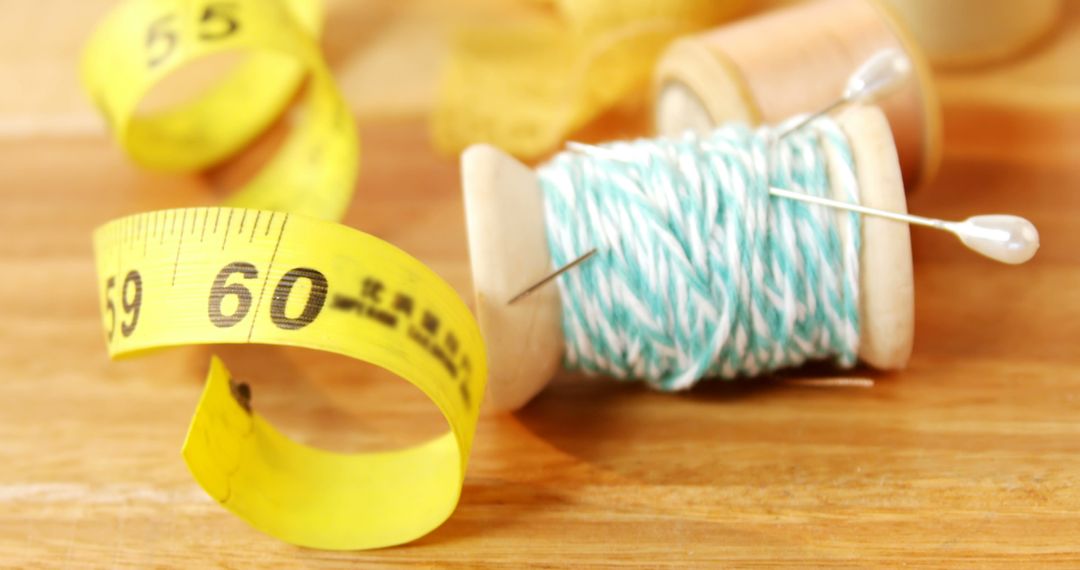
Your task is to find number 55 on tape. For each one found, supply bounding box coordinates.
[95,208,487,550]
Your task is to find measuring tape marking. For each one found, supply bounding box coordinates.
[95,207,486,549]
[84,0,488,550]
[97,207,482,404]
[84,0,357,222]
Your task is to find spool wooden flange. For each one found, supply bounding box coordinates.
[652,0,942,192]
[463,106,914,413]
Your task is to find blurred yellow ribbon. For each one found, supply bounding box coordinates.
[433,0,746,159]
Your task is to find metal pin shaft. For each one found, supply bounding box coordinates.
[507,249,598,305]
[767,187,947,230]
[773,97,848,141]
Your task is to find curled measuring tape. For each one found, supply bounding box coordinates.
[83,0,487,551]
[94,209,486,549]
[83,0,354,220]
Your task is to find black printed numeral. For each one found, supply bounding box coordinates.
[103,270,143,341]
[208,262,327,331]
[146,15,178,69]
[199,2,240,40]
[145,2,240,69]
[208,262,257,328]
[271,268,328,330]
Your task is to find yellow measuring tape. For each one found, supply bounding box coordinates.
[83,0,486,550]
[83,0,353,220]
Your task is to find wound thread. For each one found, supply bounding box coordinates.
[538,119,862,391]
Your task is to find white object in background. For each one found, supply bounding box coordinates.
[878,0,1062,66]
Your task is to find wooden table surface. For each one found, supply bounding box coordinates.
[2,1,1079,568]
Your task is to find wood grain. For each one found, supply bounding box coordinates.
[1,1,1079,568]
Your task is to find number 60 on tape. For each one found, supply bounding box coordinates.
[95,208,487,550]
[84,0,490,549]
[83,0,490,551]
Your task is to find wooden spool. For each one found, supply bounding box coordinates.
[463,105,914,413]
[878,0,1062,67]
[652,0,941,192]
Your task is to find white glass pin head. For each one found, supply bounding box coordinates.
[843,49,913,103]
[764,187,1040,265]
[949,215,1040,265]
[776,49,913,141]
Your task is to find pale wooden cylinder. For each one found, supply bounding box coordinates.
[879,0,1062,67]
[653,0,941,192]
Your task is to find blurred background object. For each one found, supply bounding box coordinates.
[431,0,747,159]
[652,0,939,191]
[1,0,1076,155]
[879,0,1062,67]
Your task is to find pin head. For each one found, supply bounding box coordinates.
[843,49,912,103]
[952,215,1040,265]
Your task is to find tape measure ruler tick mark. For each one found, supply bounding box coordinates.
[83,0,487,551]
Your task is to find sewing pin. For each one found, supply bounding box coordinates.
[509,186,1038,304]
[565,142,1040,265]
[507,248,598,305]
[775,48,912,140]
[768,187,1039,265]
[510,58,1037,304]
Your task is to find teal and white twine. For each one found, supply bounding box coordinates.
[537,118,862,391]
